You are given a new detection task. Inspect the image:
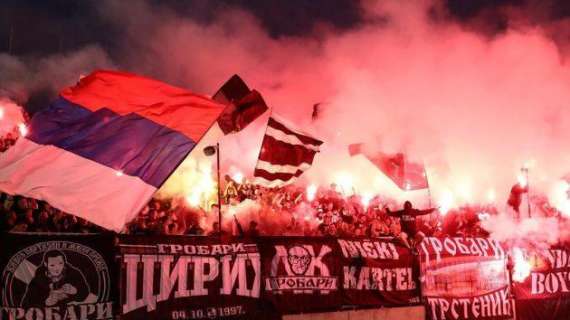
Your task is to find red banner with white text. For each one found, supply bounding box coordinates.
[419,237,513,320]
[512,246,570,320]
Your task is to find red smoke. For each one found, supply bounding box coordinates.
[3,1,570,240]
[120,0,570,209]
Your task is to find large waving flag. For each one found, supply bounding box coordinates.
[349,143,428,191]
[253,117,323,187]
[0,70,225,231]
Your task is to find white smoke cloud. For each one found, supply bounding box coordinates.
[0,45,115,103]
[482,214,561,246]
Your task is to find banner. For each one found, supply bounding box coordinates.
[337,238,420,307]
[512,246,570,320]
[119,235,271,320]
[118,236,419,319]
[260,237,343,314]
[0,233,118,320]
[419,237,513,320]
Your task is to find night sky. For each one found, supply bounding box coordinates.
[2,0,569,57]
[2,0,570,112]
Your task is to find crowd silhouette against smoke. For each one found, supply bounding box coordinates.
[0,110,563,244]
[2,1,570,248]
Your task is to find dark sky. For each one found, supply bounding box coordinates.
[2,0,570,114]
[1,0,568,57]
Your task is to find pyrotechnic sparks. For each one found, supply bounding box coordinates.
[334,172,354,195]
[186,165,217,208]
[0,99,25,136]
[438,189,455,215]
[18,123,28,137]
[549,180,570,217]
[517,170,528,188]
[477,212,490,221]
[232,172,244,184]
[457,180,472,203]
[159,158,217,209]
[512,247,531,283]
[306,184,317,201]
[185,193,201,207]
[361,192,373,208]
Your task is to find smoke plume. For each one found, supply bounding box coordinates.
[95,0,570,208]
[4,0,570,239]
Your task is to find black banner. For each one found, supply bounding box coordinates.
[260,237,343,314]
[259,237,420,313]
[118,236,420,319]
[119,235,271,320]
[336,238,420,307]
[419,237,513,320]
[512,247,570,320]
[0,233,118,320]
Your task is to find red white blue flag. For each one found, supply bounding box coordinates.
[0,70,225,231]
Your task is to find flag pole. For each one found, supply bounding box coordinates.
[216,142,222,239]
[424,164,433,209]
[423,162,437,229]
[524,167,531,219]
[136,102,231,232]
[252,109,273,186]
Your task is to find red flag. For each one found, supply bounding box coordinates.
[213,75,268,134]
[349,143,428,190]
[254,117,323,187]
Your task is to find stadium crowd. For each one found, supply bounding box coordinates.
[0,171,493,239]
[0,120,538,239]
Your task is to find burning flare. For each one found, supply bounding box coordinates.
[306,184,317,202]
[438,189,455,216]
[512,247,531,283]
[18,123,28,137]
[517,170,528,188]
[361,192,373,208]
[334,171,354,196]
[232,171,244,184]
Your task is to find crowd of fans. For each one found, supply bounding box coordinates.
[0,117,546,239]
[0,119,106,234]
[0,193,104,233]
[124,175,493,239]
[0,173,494,239]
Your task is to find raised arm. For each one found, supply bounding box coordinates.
[385,207,402,217]
[415,208,437,216]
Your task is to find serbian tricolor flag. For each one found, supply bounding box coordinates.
[349,143,428,190]
[0,70,225,231]
[253,117,323,187]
